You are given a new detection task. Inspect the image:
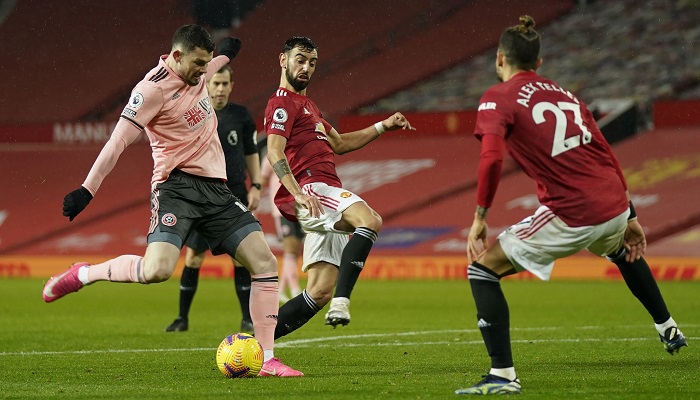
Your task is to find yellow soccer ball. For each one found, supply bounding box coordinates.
[216,333,264,378]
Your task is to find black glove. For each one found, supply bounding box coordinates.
[63,186,93,221]
[218,37,242,60]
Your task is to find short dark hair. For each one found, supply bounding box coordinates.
[216,65,233,79]
[172,24,215,53]
[282,36,318,54]
[498,15,540,70]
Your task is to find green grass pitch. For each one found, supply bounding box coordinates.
[0,278,697,399]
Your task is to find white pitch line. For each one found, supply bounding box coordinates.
[1,325,693,357]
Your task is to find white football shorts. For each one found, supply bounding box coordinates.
[498,205,629,280]
[295,182,364,271]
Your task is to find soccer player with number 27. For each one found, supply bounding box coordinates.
[456,15,687,395]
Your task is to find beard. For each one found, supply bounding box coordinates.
[285,69,309,92]
[495,68,504,83]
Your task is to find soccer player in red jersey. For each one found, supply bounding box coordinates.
[43,25,302,377]
[456,16,687,395]
[264,36,414,336]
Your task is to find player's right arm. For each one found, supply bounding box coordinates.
[266,134,323,218]
[62,83,163,221]
[467,90,511,262]
[467,133,506,261]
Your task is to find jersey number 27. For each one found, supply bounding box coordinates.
[532,101,593,157]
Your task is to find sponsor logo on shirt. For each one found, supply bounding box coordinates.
[199,97,212,114]
[340,192,352,198]
[478,101,497,111]
[315,121,328,141]
[273,108,288,123]
[122,108,137,118]
[272,123,285,131]
[303,107,311,115]
[171,92,180,100]
[314,122,326,135]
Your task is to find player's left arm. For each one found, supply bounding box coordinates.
[327,112,415,155]
[205,55,233,80]
[205,38,241,80]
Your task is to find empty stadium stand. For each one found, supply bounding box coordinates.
[360,0,700,115]
[0,0,574,125]
[0,0,191,124]
[227,0,574,123]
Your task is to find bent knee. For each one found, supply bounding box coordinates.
[369,216,383,232]
[361,213,382,233]
[305,282,334,307]
[143,259,175,283]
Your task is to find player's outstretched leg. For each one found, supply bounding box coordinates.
[43,255,148,302]
[42,262,90,302]
[607,250,688,354]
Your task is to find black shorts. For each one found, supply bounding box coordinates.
[148,169,258,254]
[280,215,305,240]
[184,183,249,253]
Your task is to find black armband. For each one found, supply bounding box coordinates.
[628,201,637,220]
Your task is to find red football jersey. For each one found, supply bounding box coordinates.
[474,71,628,227]
[264,87,340,216]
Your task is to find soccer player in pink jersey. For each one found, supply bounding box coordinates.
[42,25,302,377]
[164,65,260,335]
[264,36,414,336]
[456,16,687,395]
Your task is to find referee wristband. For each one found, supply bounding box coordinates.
[374,121,386,134]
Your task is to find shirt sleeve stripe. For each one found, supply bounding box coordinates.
[120,115,144,130]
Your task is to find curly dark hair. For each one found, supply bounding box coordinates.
[282,36,318,54]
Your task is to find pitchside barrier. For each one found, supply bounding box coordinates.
[2,255,698,281]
